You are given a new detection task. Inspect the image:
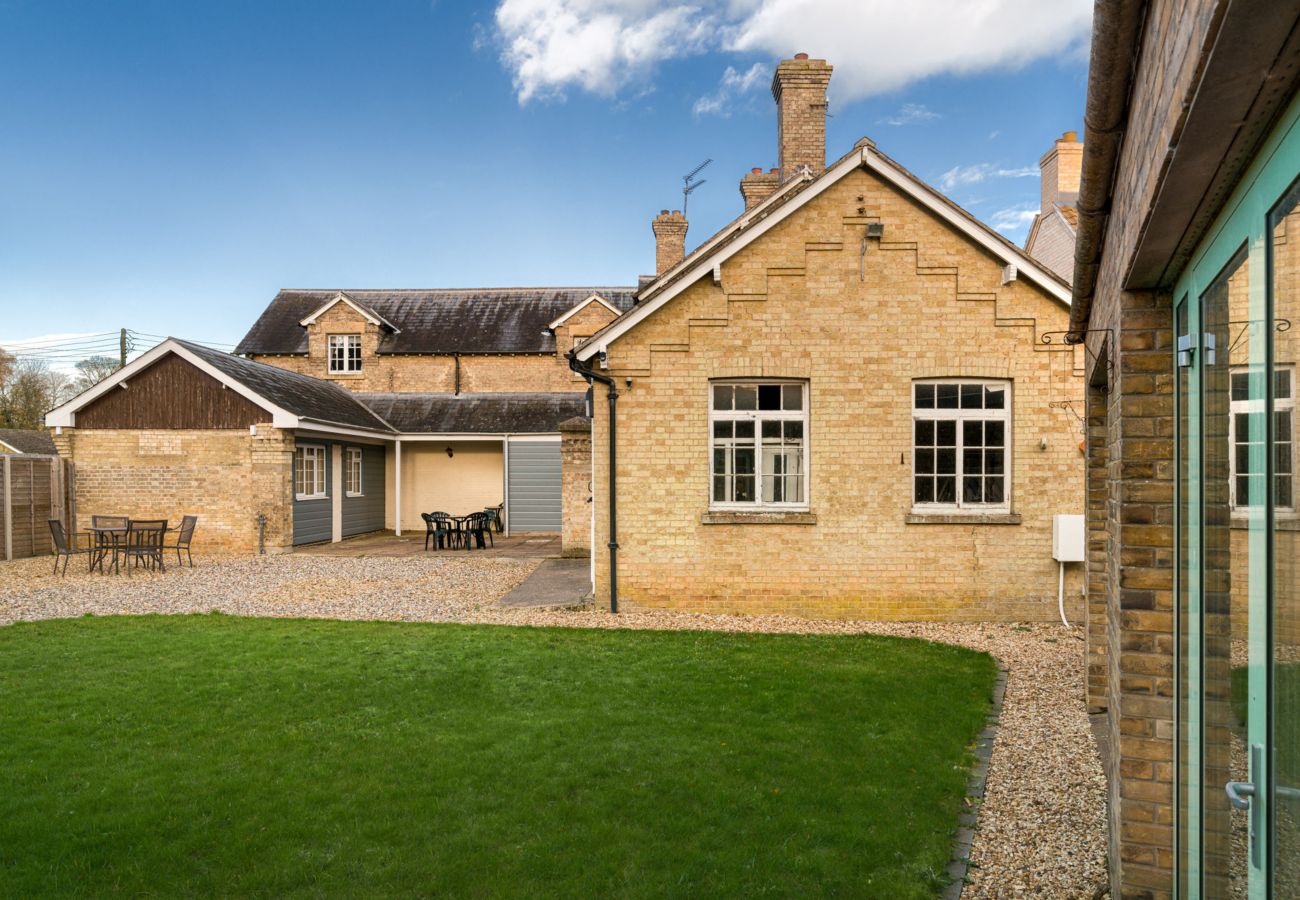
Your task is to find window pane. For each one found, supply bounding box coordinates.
[960,384,983,408]
[936,384,959,408]
[1235,412,1252,443]
[964,449,982,474]
[762,420,782,440]
[963,420,983,447]
[1232,371,1251,402]
[936,420,956,446]
[936,448,956,474]
[1278,442,1293,475]
[985,420,1005,448]
[984,385,1006,409]
[782,384,803,410]
[735,420,754,440]
[734,476,755,501]
[963,476,983,503]
[915,420,934,446]
[783,421,803,441]
[1237,443,1253,475]
[758,385,781,410]
[985,477,1005,504]
[713,421,732,439]
[936,476,956,503]
[915,384,935,408]
[712,448,726,473]
[713,476,727,501]
[786,475,804,503]
[985,449,1004,475]
[1279,409,1293,443]
[1279,475,1294,508]
[1278,369,1292,400]
[915,477,934,503]
[1237,475,1252,506]
[916,449,935,475]
[712,385,733,410]
[735,448,755,475]
[734,386,757,410]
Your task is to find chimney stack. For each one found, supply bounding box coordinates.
[772,53,833,182]
[739,167,781,211]
[1040,130,1083,214]
[652,209,688,275]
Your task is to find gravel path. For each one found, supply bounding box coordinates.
[1,554,1108,897]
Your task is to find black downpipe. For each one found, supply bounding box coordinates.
[567,350,619,613]
[454,352,461,396]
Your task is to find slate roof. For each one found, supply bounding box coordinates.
[234,288,638,356]
[173,340,394,432]
[354,392,587,434]
[0,428,57,455]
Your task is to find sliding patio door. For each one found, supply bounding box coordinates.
[1174,95,1300,897]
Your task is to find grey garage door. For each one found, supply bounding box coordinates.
[507,439,562,531]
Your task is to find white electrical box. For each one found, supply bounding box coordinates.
[1052,514,1086,562]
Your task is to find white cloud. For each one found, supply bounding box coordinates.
[938,163,1038,193]
[693,62,769,117]
[990,205,1039,235]
[494,0,717,103]
[879,103,938,126]
[491,0,1092,105]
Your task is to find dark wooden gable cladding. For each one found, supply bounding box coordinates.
[77,353,267,429]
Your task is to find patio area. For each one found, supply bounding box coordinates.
[293,530,565,559]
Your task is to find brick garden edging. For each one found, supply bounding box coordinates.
[943,664,1009,899]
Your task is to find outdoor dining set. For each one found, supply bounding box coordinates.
[420,506,503,551]
[47,515,199,577]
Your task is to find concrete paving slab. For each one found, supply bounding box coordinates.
[497,558,591,608]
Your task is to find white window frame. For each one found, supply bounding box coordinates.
[345,446,364,497]
[1229,365,1295,512]
[708,380,809,511]
[295,444,327,500]
[327,334,362,374]
[911,378,1012,514]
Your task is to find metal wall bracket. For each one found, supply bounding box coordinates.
[1040,328,1113,382]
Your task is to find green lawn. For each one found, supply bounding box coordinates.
[0,616,996,898]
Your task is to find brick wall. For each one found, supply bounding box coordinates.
[52,426,294,553]
[249,301,616,394]
[588,165,1086,621]
[559,417,592,557]
[1081,2,1223,895]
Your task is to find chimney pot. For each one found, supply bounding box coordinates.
[752,167,763,174]
[660,209,669,215]
[794,52,808,60]
[1063,130,1078,142]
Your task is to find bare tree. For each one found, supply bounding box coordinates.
[0,358,73,430]
[73,355,121,394]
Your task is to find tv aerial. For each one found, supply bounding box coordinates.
[682,158,711,217]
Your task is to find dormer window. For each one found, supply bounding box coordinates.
[328,334,362,373]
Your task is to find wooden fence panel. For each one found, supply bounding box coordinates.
[2,455,68,561]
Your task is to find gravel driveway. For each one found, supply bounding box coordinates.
[1,553,1108,897]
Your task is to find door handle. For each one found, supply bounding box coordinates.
[1225,780,1255,810]
[1225,743,1265,869]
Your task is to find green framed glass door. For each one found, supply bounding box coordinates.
[1174,88,1300,898]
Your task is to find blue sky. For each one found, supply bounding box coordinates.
[1,1,1090,353]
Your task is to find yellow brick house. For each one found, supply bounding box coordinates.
[570,55,1087,621]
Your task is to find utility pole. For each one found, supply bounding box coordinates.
[119,328,127,368]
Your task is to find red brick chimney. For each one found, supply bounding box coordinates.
[652,209,688,275]
[772,53,833,182]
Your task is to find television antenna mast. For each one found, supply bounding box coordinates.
[682,158,712,217]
